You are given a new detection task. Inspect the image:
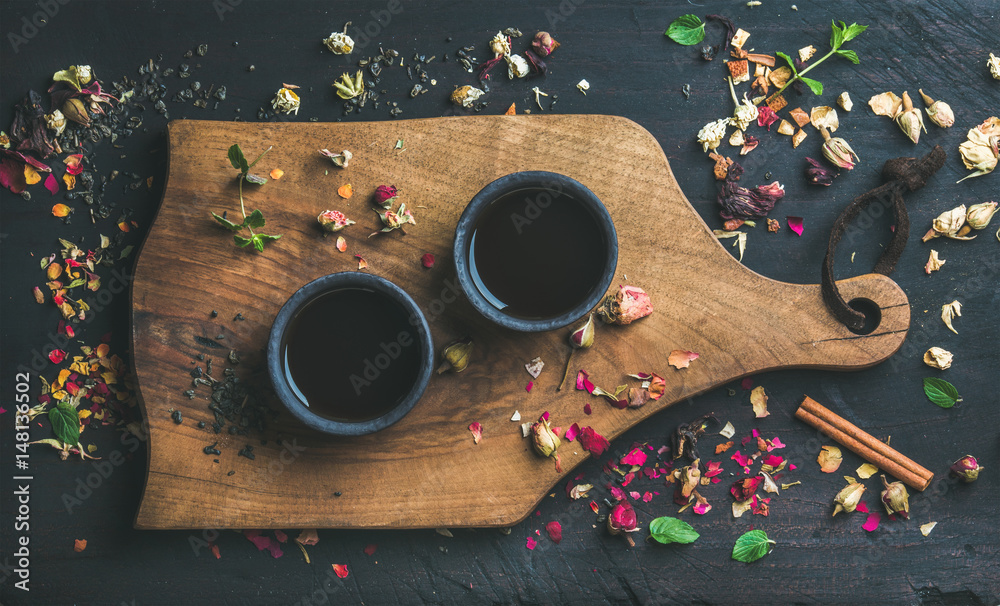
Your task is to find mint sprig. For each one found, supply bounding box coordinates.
[923,377,962,408]
[212,144,282,252]
[773,20,867,99]
[649,516,700,545]
[49,400,81,446]
[665,15,707,46]
[732,529,775,563]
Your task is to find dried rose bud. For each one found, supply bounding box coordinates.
[373,185,399,208]
[62,98,91,126]
[805,157,836,186]
[530,417,560,458]
[532,31,560,57]
[569,313,595,349]
[895,92,926,144]
[598,285,653,325]
[922,346,953,370]
[880,475,909,519]
[437,337,472,374]
[819,126,860,170]
[949,455,982,483]
[450,85,485,108]
[918,89,954,128]
[926,204,977,241]
[832,481,866,516]
[316,210,355,232]
[966,201,998,230]
[607,501,639,546]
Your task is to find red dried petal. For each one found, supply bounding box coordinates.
[525,381,533,393]
[856,501,869,514]
[468,422,483,444]
[620,447,647,467]
[642,491,653,503]
[525,536,537,550]
[332,564,349,578]
[363,544,377,556]
[421,253,435,268]
[273,530,288,543]
[583,403,592,415]
[575,370,595,393]
[862,512,881,532]
[48,349,67,364]
[63,154,84,175]
[210,543,221,559]
[589,501,600,514]
[545,521,562,544]
[577,426,610,457]
[355,255,368,270]
[731,450,752,468]
[787,216,804,236]
[740,377,753,390]
[730,476,763,501]
[565,423,580,442]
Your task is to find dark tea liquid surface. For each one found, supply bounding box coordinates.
[281,287,420,422]
[469,188,608,319]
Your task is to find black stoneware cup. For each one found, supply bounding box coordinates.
[267,272,434,436]
[453,171,618,332]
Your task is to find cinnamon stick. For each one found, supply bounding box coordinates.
[795,396,933,491]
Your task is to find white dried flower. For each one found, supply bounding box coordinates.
[577,79,590,94]
[271,87,300,115]
[450,85,485,108]
[837,91,853,112]
[45,110,67,136]
[489,31,511,58]
[319,149,352,168]
[323,23,354,55]
[727,77,758,131]
[75,65,93,85]
[506,53,529,79]
[697,118,731,153]
[989,53,1000,81]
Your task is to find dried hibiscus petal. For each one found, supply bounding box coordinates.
[545,521,562,544]
[577,426,610,457]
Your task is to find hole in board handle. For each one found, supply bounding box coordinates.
[846,298,882,335]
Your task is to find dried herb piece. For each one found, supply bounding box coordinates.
[271,87,300,115]
[923,377,961,408]
[648,517,700,544]
[212,145,281,252]
[665,15,706,46]
[732,529,775,563]
[672,413,716,461]
[323,22,355,54]
[771,21,867,99]
[333,71,365,100]
[920,522,938,536]
[319,149,352,168]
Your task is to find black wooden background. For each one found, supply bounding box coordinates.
[1,1,998,604]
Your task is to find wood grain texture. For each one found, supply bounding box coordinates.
[131,116,909,529]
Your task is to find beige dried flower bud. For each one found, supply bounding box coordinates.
[880,475,909,519]
[697,118,731,153]
[966,201,998,230]
[895,92,926,144]
[62,98,90,126]
[923,347,953,370]
[918,90,954,128]
[569,313,595,349]
[926,204,977,241]
[437,338,473,374]
[820,127,859,170]
[950,455,982,483]
[989,53,1000,81]
[45,110,67,136]
[530,418,560,458]
[271,87,301,115]
[323,23,355,54]
[832,481,866,516]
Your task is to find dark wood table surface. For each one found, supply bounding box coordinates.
[1,1,997,604]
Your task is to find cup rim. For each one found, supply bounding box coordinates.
[266,272,434,436]
[453,171,618,332]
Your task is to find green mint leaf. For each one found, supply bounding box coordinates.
[252,234,265,252]
[246,146,271,171]
[842,22,868,42]
[118,245,134,260]
[228,144,249,173]
[836,49,861,64]
[66,278,87,289]
[50,401,80,446]
[256,233,281,243]
[244,209,266,229]
[665,14,706,46]
[830,21,845,49]
[799,76,824,95]
[212,212,244,232]
[234,235,253,247]
[244,173,268,185]
[649,517,700,545]
[775,51,797,73]
[923,377,961,408]
[732,529,775,563]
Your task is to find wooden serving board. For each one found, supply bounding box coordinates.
[131,116,909,530]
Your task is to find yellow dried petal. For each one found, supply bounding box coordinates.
[869,91,903,118]
[24,164,41,185]
[941,300,961,334]
[923,347,953,370]
[750,385,769,418]
[925,250,945,274]
[777,119,795,136]
[857,463,878,479]
[817,445,843,473]
[810,106,839,132]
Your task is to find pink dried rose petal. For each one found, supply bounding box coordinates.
[758,106,779,130]
[763,454,784,467]
[620,447,647,467]
[545,521,562,544]
[768,437,786,450]
[44,173,59,195]
[363,544,377,555]
[731,450,752,468]
[583,403,592,415]
[332,564,349,578]
[856,501,869,514]
[421,253,435,268]
[741,377,754,390]
[63,154,84,176]
[609,485,627,502]
[731,477,763,501]
[642,491,653,503]
[469,422,482,444]
[565,423,580,442]
[629,490,641,500]
[862,512,881,532]
[48,349,67,364]
[273,530,288,543]
[704,461,724,478]
[787,216,804,236]
[693,493,712,514]
[526,536,537,550]
[578,426,610,456]
[576,369,595,393]
[525,381,533,393]
[668,350,700,369]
